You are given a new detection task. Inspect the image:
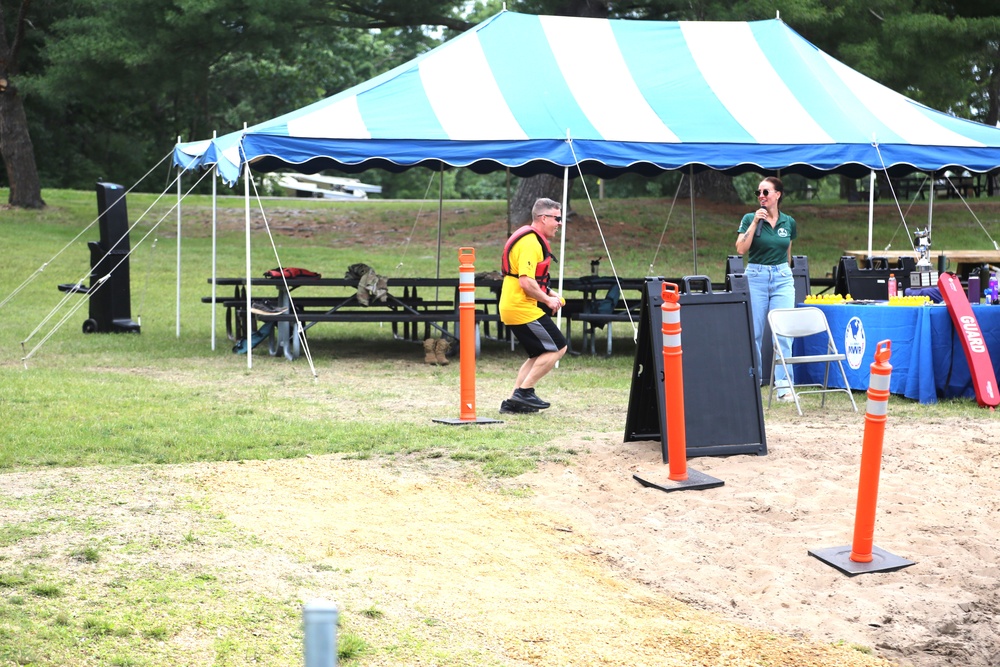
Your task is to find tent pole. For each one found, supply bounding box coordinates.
[176,135,182,338]
[437,164,444,302]
[867,170,876,259]
[556,164,569,367]
[211,131,218,352]
[506,168,511,237]
[243,131,252,369]
[689,166,697,274]
[928,170,935,241]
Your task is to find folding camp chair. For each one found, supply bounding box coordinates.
[767,307,859,416]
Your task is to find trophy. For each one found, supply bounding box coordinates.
[909,228,938,287]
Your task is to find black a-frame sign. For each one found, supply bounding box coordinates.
[624,276,766,461]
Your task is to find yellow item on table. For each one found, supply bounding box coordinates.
[804,293,846,304]
[888,295,931,306]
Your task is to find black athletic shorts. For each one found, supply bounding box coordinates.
[507,314,567,358]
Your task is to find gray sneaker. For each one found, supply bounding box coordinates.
[250,301,288,316]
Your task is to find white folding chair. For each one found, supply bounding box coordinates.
[767,307,859,416]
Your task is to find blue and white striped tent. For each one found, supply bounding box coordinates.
[174,10,1000,186]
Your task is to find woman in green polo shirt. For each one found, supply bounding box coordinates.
[735,176,798,402]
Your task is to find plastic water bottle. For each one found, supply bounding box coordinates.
[990,274,999,305]
[887,273,897,298]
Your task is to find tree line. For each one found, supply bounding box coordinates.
[1,0,998,209]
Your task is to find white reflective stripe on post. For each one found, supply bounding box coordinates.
[662,332,681,349]
[460,291,475,304]
[662,308,681,348]
[459,273,474,284]
[866,398,889,416]
[868,372,891,392]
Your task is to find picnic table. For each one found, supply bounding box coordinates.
[207,274,662,359]
[557,276,646,356]
[205,276,502,360]
[878,174,984,200]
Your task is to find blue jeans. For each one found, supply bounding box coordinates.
[745,263,795,391]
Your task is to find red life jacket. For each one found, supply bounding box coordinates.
[263,267,321,279]
[501,225,553,290]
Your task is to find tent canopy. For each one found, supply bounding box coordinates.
[174,10,1000,185]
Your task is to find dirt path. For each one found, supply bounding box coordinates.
[191,411,1000,667]
[196,454,889,666]
[6,413,994,665]
[168,407,951,667]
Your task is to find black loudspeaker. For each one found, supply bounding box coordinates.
[725,254,810,303]
[58,183,141,334]
[624,275,767,461]
[835,255,915,300]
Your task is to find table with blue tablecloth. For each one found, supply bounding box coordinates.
[794,303,1000,404]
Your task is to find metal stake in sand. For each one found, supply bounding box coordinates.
[303,599,338,667]
[434,247,502,425]
[633,282,723,492]
[809,340,915,575]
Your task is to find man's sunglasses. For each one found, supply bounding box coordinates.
[542,213,562,222]
[755,189,773,197]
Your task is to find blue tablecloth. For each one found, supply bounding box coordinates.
[795,303,1000,404]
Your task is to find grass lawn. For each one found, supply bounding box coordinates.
[1,186,998,665]
[4,188,998,468]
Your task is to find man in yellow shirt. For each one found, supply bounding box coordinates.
[499,198,568,413]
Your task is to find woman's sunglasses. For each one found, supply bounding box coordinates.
[755,189,772,197]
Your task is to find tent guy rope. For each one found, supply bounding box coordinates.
[873,142,919,257]
[942,174,1000,250]
[647,174,686,275]
[568,139,639,342]
[0,150,175,314]
[247,173,319,379]
[20,166,213,365]
[393,169,440,274]
[882,175,929,252]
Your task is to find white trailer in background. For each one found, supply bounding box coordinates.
[271,173,382,200]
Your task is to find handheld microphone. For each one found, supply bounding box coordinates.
[755,208,766,237]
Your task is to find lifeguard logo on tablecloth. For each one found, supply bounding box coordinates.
[844,316,866,369]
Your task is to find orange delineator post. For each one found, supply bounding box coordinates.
[850,339,893,563]
[458,247,477,421]
[631,280,722,494]
[661,282,688,481]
